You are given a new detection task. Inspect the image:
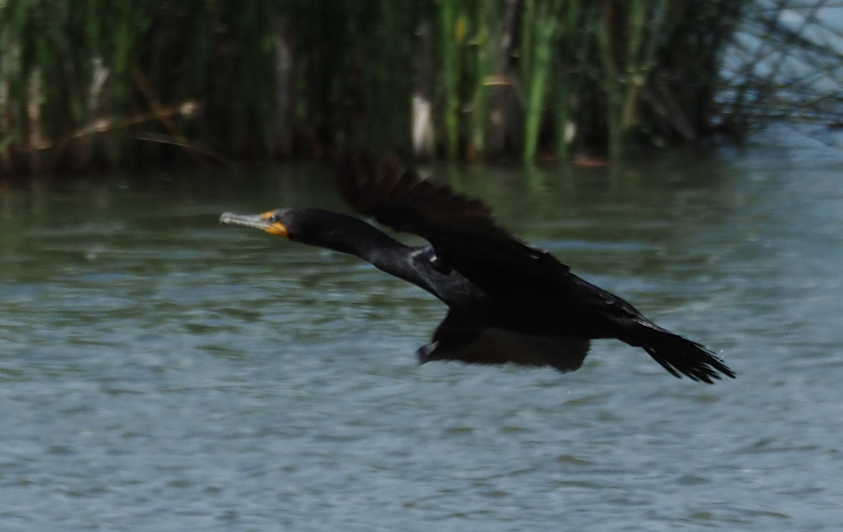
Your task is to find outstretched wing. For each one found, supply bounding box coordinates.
[336,148,570,293]
[418,311,590,373]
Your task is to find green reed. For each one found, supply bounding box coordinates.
[597,0,668,160]
[0,0,804,176]
[522,0,563,163]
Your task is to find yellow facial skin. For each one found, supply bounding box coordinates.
[260,211,288,238]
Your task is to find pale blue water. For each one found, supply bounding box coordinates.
[1,146,842,531]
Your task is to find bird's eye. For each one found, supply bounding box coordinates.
[268,214,280,223]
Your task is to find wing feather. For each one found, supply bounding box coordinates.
[418,311,590,373]
[336,148,570,292]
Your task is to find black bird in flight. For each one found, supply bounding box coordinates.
[220,150,734,383]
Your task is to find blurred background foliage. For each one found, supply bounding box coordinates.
[0,0,841,175]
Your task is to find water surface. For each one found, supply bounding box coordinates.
[1,146,842,531]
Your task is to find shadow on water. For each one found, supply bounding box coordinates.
[1,145,843,531]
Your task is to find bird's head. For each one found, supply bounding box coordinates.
[220,207,362,250]
[220,208,295,239]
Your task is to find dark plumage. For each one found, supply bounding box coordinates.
[220,150,735,383]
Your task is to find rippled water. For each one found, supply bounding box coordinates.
[1,146,842,531]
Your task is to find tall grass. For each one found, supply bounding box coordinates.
[0,0,284,173]
[522,0,563,163]
[597,0,667,160]
[4,0,833,176]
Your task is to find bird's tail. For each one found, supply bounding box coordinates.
[620,321,735,383]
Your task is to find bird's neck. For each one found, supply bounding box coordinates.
[304,213,410,266]
[295,211,437,290]
[299,212,459,300]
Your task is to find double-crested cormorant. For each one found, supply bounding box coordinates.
[220,150,734,383]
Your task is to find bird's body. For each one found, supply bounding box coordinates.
[221,150,734,383]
